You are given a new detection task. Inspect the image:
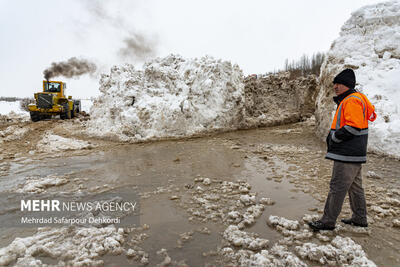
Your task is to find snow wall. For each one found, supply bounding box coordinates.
[88,54,318,143]
[88,55,245,142]
[315,0,400,159]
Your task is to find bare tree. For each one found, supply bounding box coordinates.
[283,52,325,78]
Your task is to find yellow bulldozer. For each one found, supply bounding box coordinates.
[28,80,81,122]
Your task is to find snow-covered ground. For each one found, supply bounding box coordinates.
[316,0,400,159]
[87,54,244,142]
[0,100,93,115]
[0,101,28,116]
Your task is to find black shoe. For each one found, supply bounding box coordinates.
[341,218,368,227]
[308,220,335,231]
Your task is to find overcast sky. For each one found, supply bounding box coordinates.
[0,0,380,98]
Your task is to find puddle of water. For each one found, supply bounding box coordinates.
[239,156,318,244]
[1,124,399,266]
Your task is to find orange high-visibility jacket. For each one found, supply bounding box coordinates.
[326,90,376,163]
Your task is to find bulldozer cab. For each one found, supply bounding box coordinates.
[43,81,66,96]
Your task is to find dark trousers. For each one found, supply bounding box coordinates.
[321,161,367,226]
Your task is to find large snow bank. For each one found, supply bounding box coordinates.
[87,54,244,142]
[315,0,400,158]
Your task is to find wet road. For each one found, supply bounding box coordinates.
[1,121,399,266]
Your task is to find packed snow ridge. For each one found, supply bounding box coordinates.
[88,54,245,142]
[0,126,29,143]
[37,132,94,152]
[316,0,400,159]
[16,175,69,193]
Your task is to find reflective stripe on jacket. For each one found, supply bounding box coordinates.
[326,90,376,163]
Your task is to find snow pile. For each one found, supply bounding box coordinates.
[16,175,69,193]
[295,236,376,266]
[87,54,244,142]
[315,0,400,158]
[0,226,124,266]
[0,125,29,143]
[37,132,95,152]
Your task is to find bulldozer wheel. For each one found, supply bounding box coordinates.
[43,114,52,120]
[30,111,41,122]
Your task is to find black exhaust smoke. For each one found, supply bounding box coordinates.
[82,1,157,62]
[119,33,156,61]
[43,57,97,80]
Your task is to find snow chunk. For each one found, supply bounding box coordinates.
[87,54,245,142]
[295,236,376,266]
[270,244,307,266]
[367,171,382,179]
[223,225,269,250]
[238,204,265,229]
[259,197,275,205]
[0,226,124,266]
[202,178,211,185]
[268,215,300,230]
[37,132,94,152]
[302,214,319,223]
[240,194,256,206]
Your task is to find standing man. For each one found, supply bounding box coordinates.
[309,69,377,231]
